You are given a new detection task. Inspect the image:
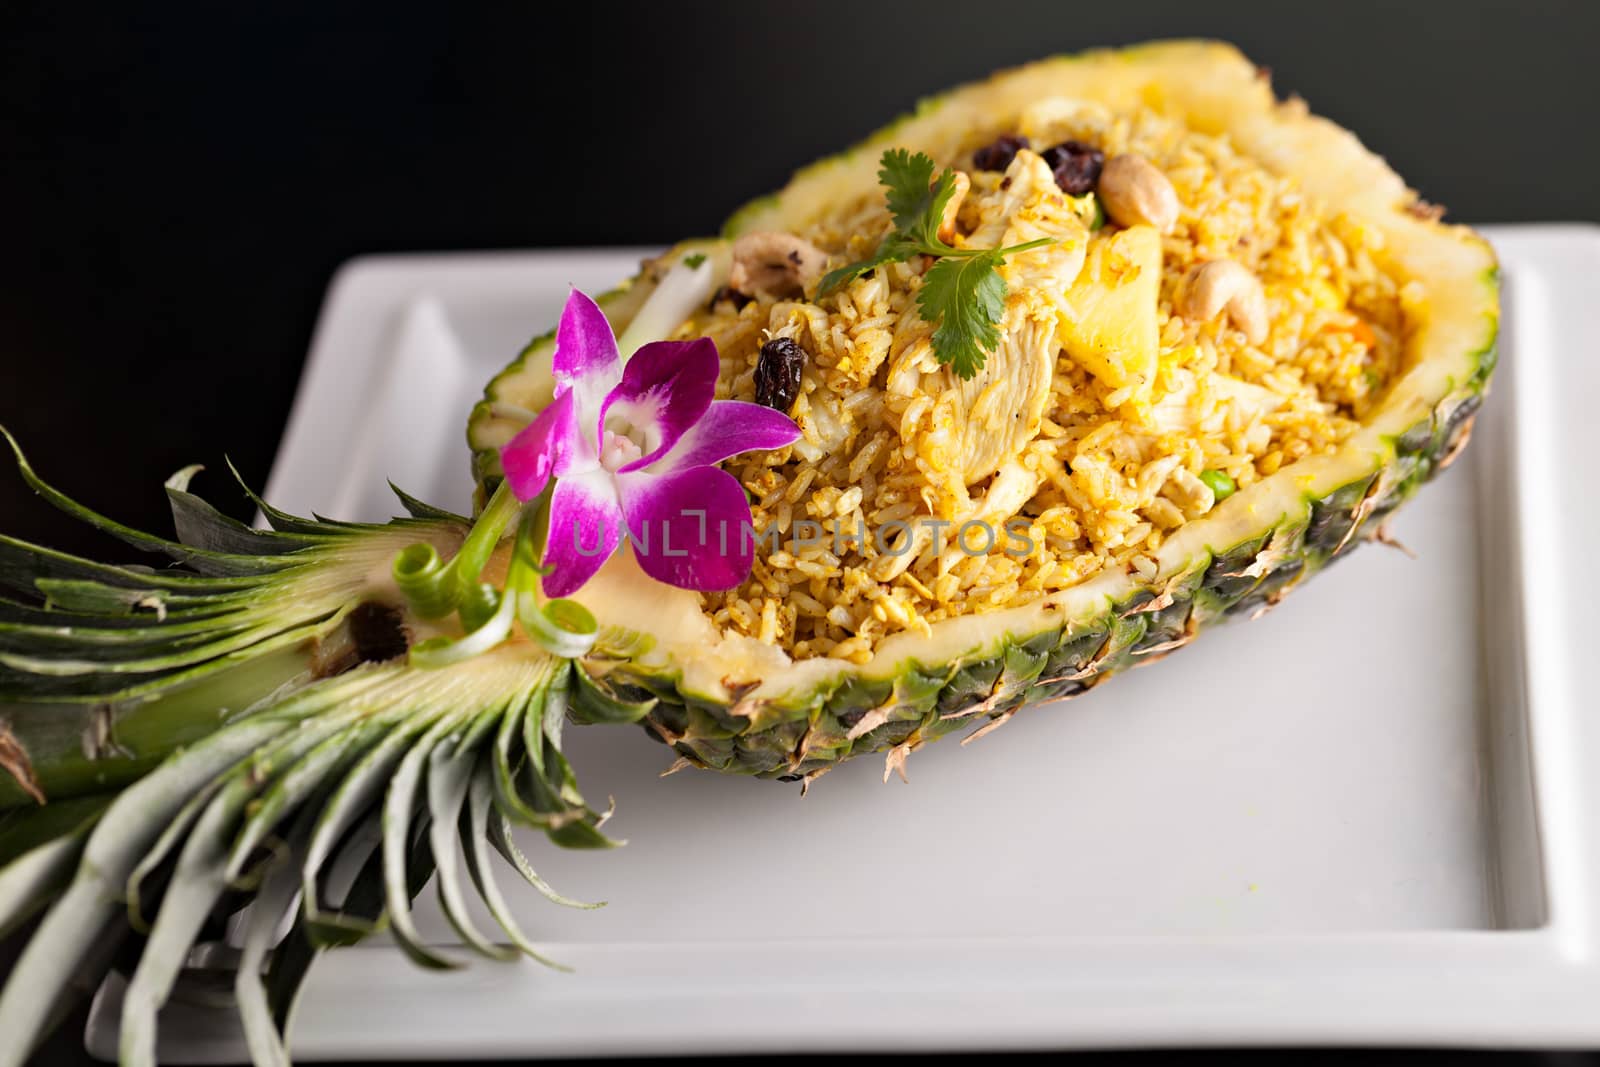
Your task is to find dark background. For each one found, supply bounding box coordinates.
[1,0,1597,1064]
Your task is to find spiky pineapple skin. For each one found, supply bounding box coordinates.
[575,331,1495,779]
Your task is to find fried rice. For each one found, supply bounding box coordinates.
[672,97,1412,663]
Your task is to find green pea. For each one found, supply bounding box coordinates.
[1199,469,1237,501]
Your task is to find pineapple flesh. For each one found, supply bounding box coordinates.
[1057,223,1162,404]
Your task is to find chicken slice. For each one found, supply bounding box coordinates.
[887,289,1059,524]
[898,150,1087,493]
[952,297,1060,483]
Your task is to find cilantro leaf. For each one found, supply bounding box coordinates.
[813,233,918,299]
[682,252,707,269]
[879,149,935,231]
[878,148,959,252]
[917,250,1007,380]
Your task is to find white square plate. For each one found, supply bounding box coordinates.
[91,226,1600,1059]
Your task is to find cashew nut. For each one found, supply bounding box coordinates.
[1178,259,1269,345]
[937,170,971,244]
[1096,153,1180,234]
[729,231,829,299]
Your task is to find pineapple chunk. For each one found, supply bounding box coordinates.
[1058,224,1162,402]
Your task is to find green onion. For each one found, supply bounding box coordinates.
[392,543,456,619]
[457,582,503,632]
[448,480,522,588]
[507,505,597,658]
[410,589,517,670]
[517,596,598,660]
[393,480,523,621]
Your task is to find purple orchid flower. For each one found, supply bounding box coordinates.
[500,289,800,597]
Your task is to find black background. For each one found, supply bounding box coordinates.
[2,0,1598,1064]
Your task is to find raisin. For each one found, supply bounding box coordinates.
[754,337,806,414]
[972,133,1030,172]
[1040,140,1105,196]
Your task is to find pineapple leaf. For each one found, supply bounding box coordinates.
[388,481,469,523]
[236,828,310,1067]
[487,803,602,910]
[462,770,576,969]
[0,831,86,940]
[1,427,300,578]
[119,726,321,1067]
[165,465,331,555]
[225,457,375,537]
[0,715,293,1067]
[381,708,468,971]
[570,661,658,724]
[0,436,620,1067]
[0,791,108,869]
[427,736,516,961]
[300,695,440,940]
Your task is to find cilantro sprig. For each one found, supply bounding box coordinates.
[814,148,1052,379]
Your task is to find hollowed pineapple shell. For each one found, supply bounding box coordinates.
[468,40,1498,781]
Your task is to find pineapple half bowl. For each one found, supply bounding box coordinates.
[0,40,1496,1067]
[467,40,1497,782]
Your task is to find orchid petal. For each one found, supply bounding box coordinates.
[500,389,581,501]
[541,470,625,598]
[601,338,719,473]
[617,466,753,591]
[649,399,801,474]
[555,290,623,461]
[554,289,621,383]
